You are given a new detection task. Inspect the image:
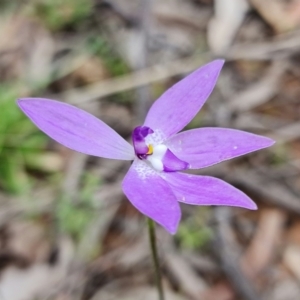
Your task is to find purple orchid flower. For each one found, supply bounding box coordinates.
[17,60,274,234]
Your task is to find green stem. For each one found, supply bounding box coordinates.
[147,218,164,300]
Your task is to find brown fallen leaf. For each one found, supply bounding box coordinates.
[0,15,55,82]
[283,245,300,281]
[201,208,286,300]
[229,60,288,112]
[249,0,300,33]
[241,208,287,279]
[208,0,250,54]
[91,286,184,300]
[53,56,110,91]
[165,252,207,300]
[201,282,235,300]
[0,237,74,300]
[0,221,52,264]
[286,220,300,246]
[264,278,300,300]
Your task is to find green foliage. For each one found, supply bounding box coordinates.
[0,0,19,10]
[87,36,129,77]
[31,0,92,31]
[0,84,47,194]
[87,35,135,103]
[56,172,100,241]
[177,208,213,250]
[185,111,204,130]
[269,144,287,165]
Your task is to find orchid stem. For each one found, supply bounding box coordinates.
[147,218,164,300]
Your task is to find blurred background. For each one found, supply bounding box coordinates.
[0,0,299,299]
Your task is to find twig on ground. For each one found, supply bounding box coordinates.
[229,169,300,214]
[213,207,261,300]
[269,121,300,144]
[45,30,300,106]
[51,55,209,105]
[159,231,208,300]
[61,152,88,201]
[241,208,286,279]
[229,60,289,112]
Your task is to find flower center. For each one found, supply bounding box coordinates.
[132,126,189,172]
[146,144,153,155]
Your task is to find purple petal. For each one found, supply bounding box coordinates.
[17,98,134,160]
[162,149,189,172]
[166,128,275,169]
[163,172,257,209]
[122,160,181,234]
[144,60,224,138]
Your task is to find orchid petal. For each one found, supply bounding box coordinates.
[144,60,224,138]
[17,98,134,160]
[122,160,181,234]
[162,149,189,172]
[163,172,257,209]
[166,128,275,169]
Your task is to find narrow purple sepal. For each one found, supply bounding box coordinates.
[163,172,257,209]
[17,98,134,160]
[166,128,275,169]
[122,160,181,234]
[144,60,224,138]
[162,149,189,172]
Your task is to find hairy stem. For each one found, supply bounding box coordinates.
[147,218,164,300]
